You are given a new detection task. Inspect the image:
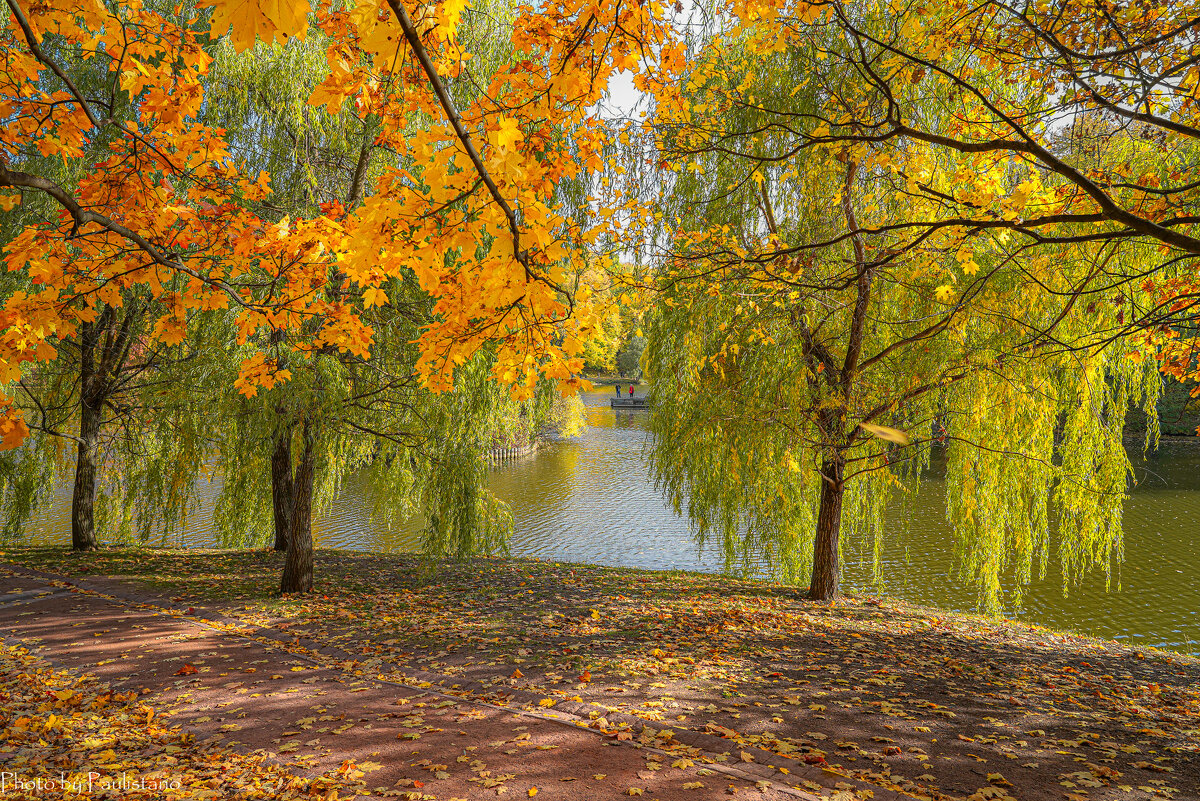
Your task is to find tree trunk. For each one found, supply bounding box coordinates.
[345,121,376,211]
[66,303,140,552]
[280,423,316,594]
[71,319,103,551]
[809,455,845,601]
[270,429,293,552]
[71,401,102,551]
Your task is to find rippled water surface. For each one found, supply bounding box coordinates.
[17,391,1200,652]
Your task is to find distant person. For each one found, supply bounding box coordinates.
[628,385,634,398]
[615,383,621,395]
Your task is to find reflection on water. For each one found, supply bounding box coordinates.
[488,404,723,572]
[854,444,1200,653]
[14,391,1200,652]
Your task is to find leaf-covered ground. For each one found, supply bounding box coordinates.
[2,547,1198,801]
[0,636,365,800]
[0,559,829,801]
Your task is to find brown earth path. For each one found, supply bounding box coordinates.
[0,562,877,801]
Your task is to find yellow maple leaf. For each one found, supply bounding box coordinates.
[356,12,405,69]
[201,0,308,51]
[438,0,468,34]
[362,287,389,308]
[491,116,524,150]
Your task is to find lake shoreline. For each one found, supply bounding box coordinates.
[3,544,1196,660]
[11,389,1200,651]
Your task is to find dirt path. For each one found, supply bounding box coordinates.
[0,563,847,801]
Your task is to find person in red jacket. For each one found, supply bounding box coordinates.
[628,385,634,398]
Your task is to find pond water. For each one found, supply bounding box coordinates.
[16,390,1200,652]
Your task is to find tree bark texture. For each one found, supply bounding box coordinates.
[68,304,140,551]
[270,428,293,552]
[279,423,316,594]
[71,319,102,551]
[71,400,102,551]
[809,455,845,601]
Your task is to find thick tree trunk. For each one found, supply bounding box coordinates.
[270,430,293,552]
[71,401,101,551]
[280,424,316,594]
[71,319,103,551]
[809,455,845,602]
[66,304,139,552]
[808,164,866,602]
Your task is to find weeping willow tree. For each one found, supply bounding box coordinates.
[201,286,575,558]
[638,17,1165,610]
[202,302,524,568]
[0,273,239,550]
[0,329,211,550]
[196,11,583,593]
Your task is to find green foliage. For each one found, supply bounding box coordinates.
[206,35,373,214]
[0,296,217,546]
[0,437,57,539]
[1129,378,1199,437]
[616,335,646,379]
[582,306,622,374]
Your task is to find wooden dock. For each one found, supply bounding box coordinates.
[611,397,649,408]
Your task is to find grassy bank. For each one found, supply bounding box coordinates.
[2,547,1198,801]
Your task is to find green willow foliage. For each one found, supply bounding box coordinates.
[196,16,564,561]
[0,303,215,545]
[201,321,574,558]
[641,29,1163,611]
[203,317,518,557]
[646,245,1163,612]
